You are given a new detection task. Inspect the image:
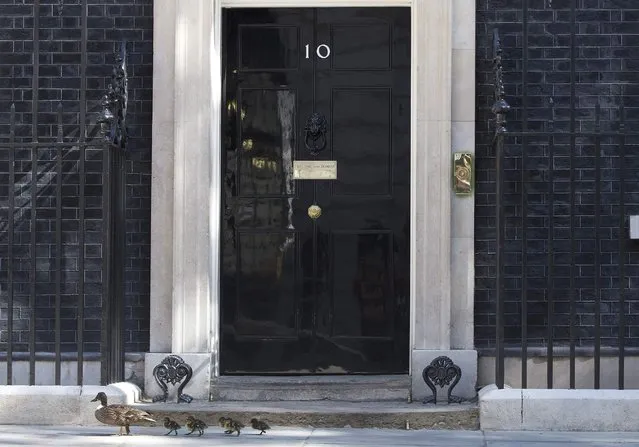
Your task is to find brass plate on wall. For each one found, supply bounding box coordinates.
[453,152,473,195]
[293,160,337,180]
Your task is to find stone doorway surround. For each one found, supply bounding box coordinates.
[147,0,477,401]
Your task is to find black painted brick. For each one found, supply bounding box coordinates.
[476,0,639,350]
[0,0,151,355]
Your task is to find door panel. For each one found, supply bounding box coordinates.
[239,25,300,71]
[331,88,392,196]
[238,88,297,197]
[329,231,393,338]
[221,7,410,375]
[313,8,410,374]
[221,8,314,374]
[236,231,298,337]
[330,24,391,70]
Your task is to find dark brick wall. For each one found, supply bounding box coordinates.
[0,0,151,354]
[476,0,639,350]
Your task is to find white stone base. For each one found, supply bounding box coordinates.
[478,355,639,389]
[480,387,639,431]
[0,382,137,425]
[0,355,146,387]
[0,361,100,386]
[411,350,477,402]
[144,353,210,402]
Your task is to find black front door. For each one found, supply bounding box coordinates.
[220,7,410,374]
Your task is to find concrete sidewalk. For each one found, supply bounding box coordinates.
[2,426,639,446]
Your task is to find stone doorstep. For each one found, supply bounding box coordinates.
[145,374,479,430]
[479,386,639,432]
[210,375,411,402]
[0,382,478,429]
[132,400,479,430]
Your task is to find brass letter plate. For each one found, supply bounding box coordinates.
[293,160,337,180]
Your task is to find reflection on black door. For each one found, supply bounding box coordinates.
[221,8,410,374]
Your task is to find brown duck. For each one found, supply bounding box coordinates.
[90,392,156,435]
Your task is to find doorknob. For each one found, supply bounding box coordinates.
[308,204,322,220]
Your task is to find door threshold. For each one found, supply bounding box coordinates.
[213,374,409,383]
[210,375,410,401]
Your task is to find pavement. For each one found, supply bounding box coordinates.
[2,426,639,446]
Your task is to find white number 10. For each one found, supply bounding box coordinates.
[305,44,331,59]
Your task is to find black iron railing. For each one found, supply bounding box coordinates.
[0,0,127,386]
[492,23,639,390]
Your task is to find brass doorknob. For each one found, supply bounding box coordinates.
[308,204,322,220]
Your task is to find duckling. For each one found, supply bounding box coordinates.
[90,392,156,436]
[250,418,270,435]
[219,416,234,434]
[220,416,244,436]
[185,415,207,436]
[163,417,181,435]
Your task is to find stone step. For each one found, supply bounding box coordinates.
[209,375,411,401]
[133,400,479,430]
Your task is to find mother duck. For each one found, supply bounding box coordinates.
[90,392,156,435]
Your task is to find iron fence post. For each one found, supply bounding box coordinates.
[98,41,129,385]
[492,28,510,389]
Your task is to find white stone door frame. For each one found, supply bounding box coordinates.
[148,0,477,400]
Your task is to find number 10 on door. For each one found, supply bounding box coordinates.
[305,44,331,59]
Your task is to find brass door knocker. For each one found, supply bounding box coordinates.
[304,112,327,156]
